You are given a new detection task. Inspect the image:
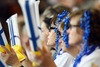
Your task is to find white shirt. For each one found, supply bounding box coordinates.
[54,52,74,67]
[77,48,100,67]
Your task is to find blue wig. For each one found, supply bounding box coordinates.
[54,10,69,53]
[62,16,70,48]
[73,10,98,67]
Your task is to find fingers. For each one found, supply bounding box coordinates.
[37,45,50,55]
[37,47,43,54]
[1,46,10,54]
[0,45,16,55]
[42,45,48,53]
[1,52,7,57]
[42,45,50,54]
[10,47,16,53]
[0,46,5,53]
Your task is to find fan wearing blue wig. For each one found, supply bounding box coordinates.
[68,8,100,67]
[30,8,100,67]
[52,10,81,67]
[40,5,71,60]
[49,10,80,67]
[53,11,74,67]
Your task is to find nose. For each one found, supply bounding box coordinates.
[59,38,62,43]
[67,28,70,34]
[48,32,51,39]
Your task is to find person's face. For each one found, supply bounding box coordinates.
[47,23,56,48]
[47,30,56,47]
[41,22,49,42]
[67,15,83,46]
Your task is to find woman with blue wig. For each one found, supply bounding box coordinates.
[68,8,100,67]
[37,8,100,67]
[53,10,80,67]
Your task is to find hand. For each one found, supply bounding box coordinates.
[0,46,21,66]
[35,45,56,67]
[24,44,56,67]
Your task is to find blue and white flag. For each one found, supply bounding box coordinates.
[6,14,25,61]
[18,0,41,51]
[6,14,21,46]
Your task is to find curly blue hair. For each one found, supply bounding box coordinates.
[72,8,100,67]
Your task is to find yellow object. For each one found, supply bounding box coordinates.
[0,46,5,53]
[15,51,26,61]
[12,45,26,61]
[32,51,41,56]
[0,44,10,53]
[12,45,22,52]
[31,51,41,66]
[5,44,10,51]
[32,62,40,67]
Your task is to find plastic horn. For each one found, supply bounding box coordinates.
[6,14,21,46]
[6,14,25,61]
[18,0,41,51]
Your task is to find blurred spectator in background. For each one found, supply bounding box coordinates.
[46,0,58,6]
[58,0,96,12]
[94,0,100,11]
[58,0,84,8]
[39,0,49,14]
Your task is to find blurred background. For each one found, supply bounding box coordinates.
[0,0,98,22]
[0,0,99,43]
[0,0,100,67]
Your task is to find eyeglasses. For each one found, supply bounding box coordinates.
[38,26,41,30]
[38,26,56,32]
[38,26,45,32]
[49,26,61,35]
[49,27,55,30]
[68,24,80,29]
[49,26,55,32]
